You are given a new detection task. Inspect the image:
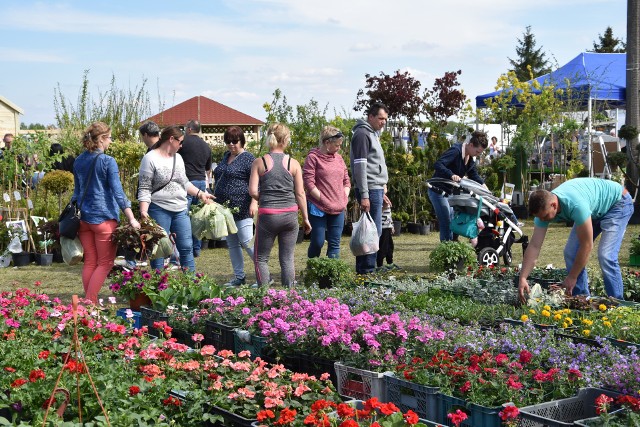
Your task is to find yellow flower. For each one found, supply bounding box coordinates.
[581,319,593,326]
[520,315,529,322]
[583,330,591,337]
[562,322,569,328]
[565,318,573,325]
[554,313,562,321]
[541,310,551,317]
[599,304,607,312]
[603,321,612,328]
[529,309,536,314]
[543,305,551,311]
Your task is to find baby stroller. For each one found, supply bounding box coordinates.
[427,178,528,267]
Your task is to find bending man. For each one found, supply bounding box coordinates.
[518,177,633,302]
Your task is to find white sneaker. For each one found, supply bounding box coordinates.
[517,221,525,227]
[168,264,180,271]
[114,257,128,267]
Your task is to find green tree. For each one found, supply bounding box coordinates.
[508,26,552,81]
[591,26,626,53]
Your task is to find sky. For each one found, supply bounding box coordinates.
[0,0,628,127]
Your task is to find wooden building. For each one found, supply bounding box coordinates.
[145,96,264,146]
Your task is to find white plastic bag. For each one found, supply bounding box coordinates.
[60,236,83,265]
[191,203,238,240]
[349,212,379,256]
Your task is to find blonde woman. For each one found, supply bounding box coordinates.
[74,122,140,303]
[249,123,311,287]
[303,126,350,258]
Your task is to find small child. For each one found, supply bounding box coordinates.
[377,200,398,271]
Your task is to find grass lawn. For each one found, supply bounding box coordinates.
[1,222,639,302]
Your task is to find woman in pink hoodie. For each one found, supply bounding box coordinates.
[303,126,351,258]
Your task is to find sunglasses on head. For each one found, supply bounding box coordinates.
[322,131,344,142]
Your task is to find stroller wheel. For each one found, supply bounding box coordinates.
[503,249,512,266]
[478,247,500,267]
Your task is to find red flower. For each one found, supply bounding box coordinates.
[495,353,509,366]
[403,410,420,425]
[338,420,359,427]
[11,378,27,388]
[519,350,533,364]
[595,394,614,415]
[311,399,336,412]
[275,408,297,426]
[29,369,45,382]
[506,376,523,390]
[499,405,520,421]
[459,381,471,393]
[337,403,356,418]
[38,350,50,360]
[129,386,140,396]
[4,366,16,372]
[257,410,275,421]
[568,368,582,381]
[371,423,381,427]
[379,402,400,416]
[616,395,640,411]
[162,396,182,407]
[448,409,468,427]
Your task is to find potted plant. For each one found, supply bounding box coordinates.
[37,219,62,262]
[393,211,409,237]
[630,236,640,267]
[429,241,477,273]
[34,233,54,266]
[301,257,354,289]
[7,222,32,267]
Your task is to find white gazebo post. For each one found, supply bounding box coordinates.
[587,97,593,177]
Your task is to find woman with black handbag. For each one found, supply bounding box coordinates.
[74,122,140,303]
[138,125,214,272]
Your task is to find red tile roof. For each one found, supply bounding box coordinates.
[146,96,264,127]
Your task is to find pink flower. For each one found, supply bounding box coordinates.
[191,333,204,342]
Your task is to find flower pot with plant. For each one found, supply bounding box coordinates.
[429,241,477,273]
[629,235,640,266]
[301,257,354,289]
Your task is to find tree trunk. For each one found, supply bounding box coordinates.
[626,0,640,196]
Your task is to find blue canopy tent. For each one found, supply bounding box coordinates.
[476,52,626,108]
[475,52,626,177]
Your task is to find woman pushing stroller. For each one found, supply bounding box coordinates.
[428,130,489,242]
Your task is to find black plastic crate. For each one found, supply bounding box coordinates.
[205,320,236,350]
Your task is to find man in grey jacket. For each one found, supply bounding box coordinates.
[350,102,390,274]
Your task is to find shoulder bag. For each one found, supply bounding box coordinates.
[58,153,102,239]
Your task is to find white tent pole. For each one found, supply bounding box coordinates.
[587,98,593,177]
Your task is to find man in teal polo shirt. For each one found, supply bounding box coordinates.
[518,178,634,302]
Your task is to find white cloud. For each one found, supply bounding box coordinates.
[349,43,381,52]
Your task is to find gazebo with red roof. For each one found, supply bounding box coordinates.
[145,96,264,145]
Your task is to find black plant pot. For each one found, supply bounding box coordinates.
[52,248,64,263]
[407,222,422,234]
[12,251,32,267]
[35,253,54,266]
[200,239,209,250]
[419,223,431,235]
[393,220,402,237]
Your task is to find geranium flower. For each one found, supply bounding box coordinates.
[595,393,613,414]
[129,385,140,396]
[447,409,468,427]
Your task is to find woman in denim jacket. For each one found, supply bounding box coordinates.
[74,122,140,303]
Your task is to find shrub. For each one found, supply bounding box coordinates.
[429,241,477,273]
[301,257,354,289]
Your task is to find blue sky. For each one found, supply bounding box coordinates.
[0,0,627,126]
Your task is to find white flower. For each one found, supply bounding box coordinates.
[108,297,117,304]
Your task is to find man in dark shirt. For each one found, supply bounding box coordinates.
[178,119,212,257]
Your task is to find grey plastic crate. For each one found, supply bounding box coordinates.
[334,362,390,401]
[517,388,622,427]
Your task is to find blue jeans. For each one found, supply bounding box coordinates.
[227,217,255,280]
[564,193,633,299]
[428,188,453,241]
[148,203,195,271]
[187,180,207,255]
[308,211,345,258]
[354,188,383,274]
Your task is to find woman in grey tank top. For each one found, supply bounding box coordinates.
[248,123,311,287]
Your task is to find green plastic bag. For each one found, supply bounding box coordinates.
[191,203,237,240]
[151,230,173,260]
